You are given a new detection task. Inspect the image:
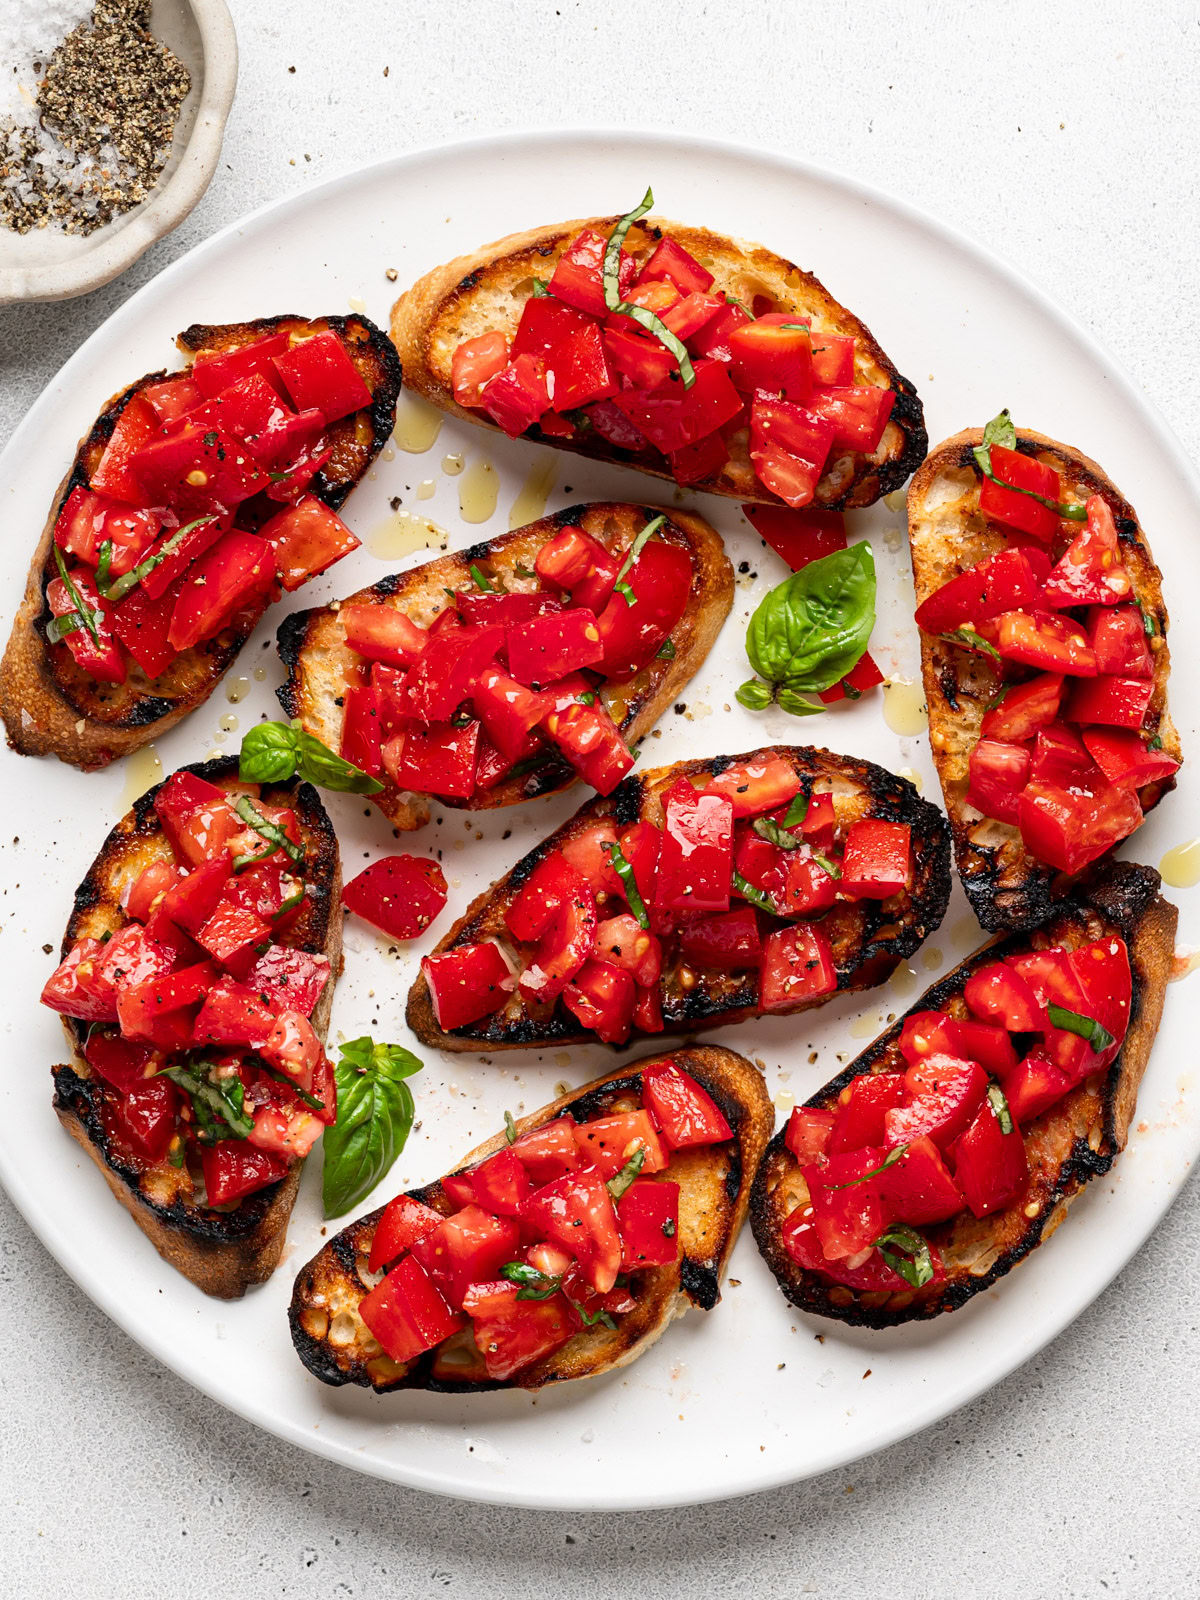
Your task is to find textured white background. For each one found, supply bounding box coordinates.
[2,2,1199,1595]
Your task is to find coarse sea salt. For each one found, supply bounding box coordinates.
[1,0,94,124]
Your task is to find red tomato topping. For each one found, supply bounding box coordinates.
[562,958,635,1044]
[841,819,911,900]
[784,1106,836,1166]
[978,444,1062,541]
[702,757,801,817]
[342,855,447,940]
[200,1142,289,1206]
[950,1097,1028,1218]
[359,1254,466,1364]
[421,943,514,1031]
[759,923,838,1011]
[518,1169,622,1293]
[742,504,847,571]
[641,1059,733,1149]
[654,779,733,913]
[260,496,360,592]
[1042,496,1133,608]
[272,329,372,421]
[368,1194,445,1275]
[573,1110,667,1179]
[461,1280,577,1381]
[617,1180,681,1271]
[914,546,1051,635]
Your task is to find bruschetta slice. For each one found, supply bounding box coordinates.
[909,422,1180,931]
[289,1045,772,1392]
[2,314,401,771]
[751,861,1175,1326]
[42,757,343,1298]
[390,204,926,511]
[406,746,951,1052]
[276,502,733,829]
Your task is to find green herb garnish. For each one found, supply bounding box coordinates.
[603,839,650,930]
[602,189,695,388]
[753,816,801,850]
[940,627,1001,662]
[828,1144,909,1188]
[1046,1004,1115,1054]
[656,638,676,660]
[321,1039,424,1218]
[239,719,384,795]
[469,563,495,593]
[972,408,1087,520]
[504,1110,518,1145]
[873,1223,935,1288]
[986,1081,1014,1135]
[233,795,305,871]
[50,546,102,647]
[162,1062,255,1144]
[100,514,219,603]
[732,869,778,915]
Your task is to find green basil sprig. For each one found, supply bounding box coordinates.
[601,188,695,389]
[48,546,103,647]
[606,1146,645,1201]
[162,1061,255,1144]
[972,409,1086,521]
[874,1223,935,1289]
[828,1144,909,1189]
[732,869,778,915]
[656,638,676,660]
[99,514,219,604]
[499,1261,560,1301]
[239,719,384,795]
[1046,1003,1115,1054]
[469,562,495,593]
[752,816,801,851]
[781,790,812,830]
[940,626,1001,662]
[603,839,650,929]
[986,1082,1014,1135]
[321,1038,424,1218]
[504,1110,519,1145]
[233,794,305,871]
[739,543,876,717]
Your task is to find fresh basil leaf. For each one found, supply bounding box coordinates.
[613,299,696,388]
[972,413,1087,521]
[322,1039,425,1218]
[753,816,801,850]
[95,539,114,594]
[1135,596,1157,638]
[874,1223,935,1289]
[162,1062,255,1144]
[239,721,301,784]
[504,1110,518,1145]
[101,514,218,603]
[531,279,551,298]
[513,563,537,579]
[573,1303,618,1330]
[603,840,650,929]
[1046,1003,1115,1054]
[1148,734,1163,751]
[986,1081,1014,1135]
[777,688,825,717]
[656,638,676,660]
[45,611,86,643]
[469,563,495,593]
[781,790,811,830]
[576,691,596,707]
[294,725,386,795]
[732,869,778,915]
[260,1064,326,1112]
[51,546,102,647]
[981,408,1017,453]
[273,887,305,920]
[828,1144,908,1189]
[940,626,1001,662]
[607,1146,646,1201]
[613,579,637,607]
[745,543,876,694]
[499,1261,560,1301]
[233,795,304,870]
[615,514,666,585]
[811,850,842,880]
[736,677,773,711]
[602,187,654,313]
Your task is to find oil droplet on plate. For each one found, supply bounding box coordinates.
[393,392,444,454]
[921,945,943,971]
[416,478,436,501]
[219,713,239,734]
[459,459,499,524]
[897,765,924,794]
[508,453,558,530]
[368,511,447,560]
[118,745,163,811]
[441,453,465,476]
[225,675,251,704]
[348,295,366,314]
[253,666,267,682]
[1160,838,1200,888]
[850,1012,880,1040]
[883,679,927,737]
[773,1090,795,1113]
[888,962,920,998]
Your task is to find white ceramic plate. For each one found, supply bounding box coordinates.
[0,130,1196,1511]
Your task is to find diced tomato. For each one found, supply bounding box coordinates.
[951,1097,1028,1217]
[809,331,856,385]
[785,1106,836,1165]
[914,546,1052,634]
[760,922,838,1011]
[41,938,115,1022]
[506,851,584,942]
[191,975,276,1049]
[166,531,273,652]
[993,610,1097,676]
[1081,726,1179,791]
[877,1135,965,1226]
[1029,721,1094,786]
[806,384,895,452]
[978,444,1062,542]
[702,758,801,818]
[639,1058,732,1150]
[619,822,662,913]
[611,358,743,454]
[899,1009,1017,1078]
[802,1146,889,1260]
[461,1281,577,1380]
[117,959,217,1048]
[1018,778,1142,873]
[688,300,751,362]
[256,1014,331,1111]
[562,958,635,1044]
[177,372,292,461]
[120,859,180,924]
[841,818,910,900]
[615,1178,680,1271]
[668,428,730,486]
[195,901,270,977]
[130,421,267,510]
[1004,1051,1074,1125]
[243,944,330,1016]
[385,720,480,799]
[584,399,652,452]
[458,590,561,628]
[422,942,514,1030]
[593,914,662,985]
[551,822,619,904]
[141,375,203,423]
[199,1141,289,1205]
[54,485,161,574]
[137,512,228,601]
[259,496,360,592]
[271,329,371,421]
[782,848,840,916]
[817,650,885,703]
[480,355,550,437]
[749,396,836,507]
[603,320,678,389]
[451,332,510,407]
[399,622,502,725]
[1043,495,1133,608]
[82,1031,157,1097]
[410,1204,519,1312]
[510,1117,580,1185]
[728,315,812,400]
[980,674,1063,743]
[633,982,664,1034]
[89,394,159,503]
[507,609,604,685]
[519,1169,622,1293]
[742,504,847,572]
[781,1207,914,1292]
[46,569,126,682]
[511,299,589,362]
[798,789,836,850]
[885,1055,989,1150]
[573,1110,667,1178]
[637,235,713,295]
[191,332,290,401]
[1066,674,1154,730]
[110,580,181,679]
[156,859,227,938]
[965,738,1030,826]
[678,906,762,970]
[1006,947,1088,1013]
[1068,935,1133,1053]
[549,227,636,317]
[105,1077,179,1165]
[545,322,618,410]
[534,526,619,614]
[455,1147,534,1217]
[368,1194,445,1274]
[342,855,447,940]
[828,1072,908,1155]
[654,779,733,913]
[964,962,1046,1032]
[359,1253,465,1363]
[540,700,633,795]
[731,830,789,917]
[594,538,692,680]
[1089,605,1154,678]
[339,684,383,778]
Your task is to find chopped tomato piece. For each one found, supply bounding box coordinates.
[841,818,910,899]
[603,320,677,389]
[557,820,621,901]
[141,375,203,423]
[457,1147,534,1217]
[594,537,692,680]
[809,331,856,385]
[200,1142,289,1205]
[130,421,267,510]
[243,945,330,1017]
[117,960,218,1048]
[339,684,382,778]
[781,848,839,916]
[828,1072,907,1155]
[104,1078,179,1164]
[562,958,635,1044]
[964,962,1046,1031]
[759,922,837,1010]
[507,608,604,685]
[540,700,633,795]
[136,512,228,600]
[158,856,229,934]
[192,332,290,400]
[260,495,359,591]
[640,1059,733,1149]
[817,649,885,703]
[342,855,447,940]
[510,1117,580,1185]
[458,589,561,628]
[384,720,481,799]
[421,942,514,1030]
[512,297,593,359]
[411,1205,519,1312]
[899,1010,1017,1078]
[668,428,730,486]
[47,569,126,682]
[802,1146,889,1260]
[534,525,619,614]
[728,314,812,400]
[617,1179,680,1271]
[914,546,1052,634]
[166,531,273,651]
[1081,727,1179,790]
[1043,495,1133,608]
[687,300,751,362]
[978,444,1062,542]
[398,622,502,725]
[41,938,117,1022]
[993,610,1097,676]
[749,397,835,507]
[885,1055,989,1150]
[451,331,509,407]
[798,789,836,850]
[784,1106,836,1165]
[594,914,662,985]
[480,355,550,437]
[610,358,743,454]
[679,906,761,970]
[272,329,372,421]
[619,821,662,913]
[638,235,713,294]
[359,1253,466,1363]
[82,1029,157,1094]
[461,1281,577,1380]
[950,1098,1028,1217]
[633,982,664,1034]
[549,227,635,317]
[654,778,733,913]
[1018,778,1142,873]
[545,323,618,410]
[782,1207,915,1292]
[702,757,801,817]
[110,580,181,679]
[54,485,161,574]
[519,1169,622,1293]
[979,674,1063,742]
[196,901,271,976]
[368,1194,445,1274]
[573,1110,667,1178]
[1066,674,1154,730]
[1089,605,1153,678]
[192,976,277,1049]
[877,1135,964,1225]
[742,504,846,571]
[806,384,895,452]
[89,394,159,503]
[1005,1051,1075,1126]
[120,858,181,924]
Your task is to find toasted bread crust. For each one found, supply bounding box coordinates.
[390,214,926,510]
[276,502,734,828]
[1,315,402,771]
[405,745,952,1051]
[909,427,1180,931]
[751,861,1177,1327]
[289,1044,774,1392]
[49,757,344,1298]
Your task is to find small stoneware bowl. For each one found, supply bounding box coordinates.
[0,0,237,305]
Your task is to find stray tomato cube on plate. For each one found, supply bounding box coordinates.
[342,855,447,940]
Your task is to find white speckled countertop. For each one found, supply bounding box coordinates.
[2,3,1198,1593]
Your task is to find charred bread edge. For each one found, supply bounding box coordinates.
[0,314,402,769]
[749,860,1177,1328]
[909,426,1179,933]
[405,745,953,1052]
[289,1043,774,1391]
[389,214,927,510]
[274,502,735,816]
[50,756,344,1299]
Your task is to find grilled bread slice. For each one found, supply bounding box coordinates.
[406,745,952,1052]
[751,861,1176,1327]
[289,1044,773,1392]
[909,427,1179,931]
[276,502,733,830]
[50,757,343,1298]
[1,314,401,771]
[390,214,926,509]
